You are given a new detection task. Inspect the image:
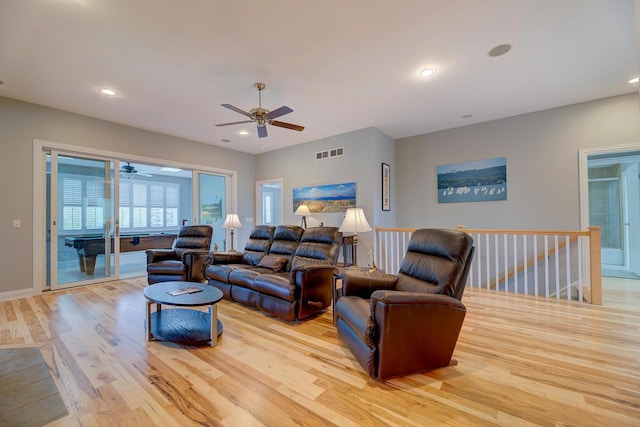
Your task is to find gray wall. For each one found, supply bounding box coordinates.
[255,127,396,264]
[2,92,638,297]
[0,96,255,294]
[395,93,640,229]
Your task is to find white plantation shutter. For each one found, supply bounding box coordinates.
[85,179,104,229]
[62,178,82,230]
[119,182,130,228]
[132,183,147,227]
[165,185,179,227]
[60,173,180,232]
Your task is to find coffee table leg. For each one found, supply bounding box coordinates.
[209,304,218,348]
[146,300,153,342]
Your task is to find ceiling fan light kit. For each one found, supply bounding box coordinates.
[216,83,305,138]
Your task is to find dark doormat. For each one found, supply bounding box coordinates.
[0,347,68,427]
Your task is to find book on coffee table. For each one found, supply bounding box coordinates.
[167,286,203,296]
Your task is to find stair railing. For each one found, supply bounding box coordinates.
[374,226,601,304]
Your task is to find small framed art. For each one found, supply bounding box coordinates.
[382,163,390,211]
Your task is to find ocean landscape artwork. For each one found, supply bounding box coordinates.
[437,157,507,203]
[293,182,356,213]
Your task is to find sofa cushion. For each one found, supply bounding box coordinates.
[291,226,341,269]
[146,260,186,275]
[267,225,304,272]
[229,267,276,288]
[258,255,289,272]
[252,273,297,302]
[206,263,246,282]
[240,225,276,266]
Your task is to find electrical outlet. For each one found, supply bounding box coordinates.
[245,217,253,223]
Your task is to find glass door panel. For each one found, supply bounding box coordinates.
[48,153,116,288]
[196,173,226,251]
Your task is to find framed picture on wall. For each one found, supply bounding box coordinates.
[382,163,390,211]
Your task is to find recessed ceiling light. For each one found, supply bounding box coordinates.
[160,167,182,173]
[420,67,437,77]
[488,44,512,57]
[99,88,117,96]
[239,130,249,135]
[629,77,639,84]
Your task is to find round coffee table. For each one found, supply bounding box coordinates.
[143,281,224,347]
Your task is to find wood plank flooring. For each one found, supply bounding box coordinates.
[0,277,638,426]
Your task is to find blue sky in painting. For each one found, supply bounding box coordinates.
[293,182,356,200]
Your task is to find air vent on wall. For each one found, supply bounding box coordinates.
[315,147,344,160]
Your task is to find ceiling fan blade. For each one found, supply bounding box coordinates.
[265,106,293,120]
[270,120,305,132]
[257,125,268,138]
[221,104,252,118]
[215,120,253,127]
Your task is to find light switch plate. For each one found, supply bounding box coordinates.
[13,219,21,228]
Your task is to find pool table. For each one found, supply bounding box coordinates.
[65,233,177,275]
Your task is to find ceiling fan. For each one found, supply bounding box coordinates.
[215,83,305,138]
[120,162,152,179]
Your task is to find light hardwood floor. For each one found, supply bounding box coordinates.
[1,277,638,426]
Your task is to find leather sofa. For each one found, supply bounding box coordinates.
[335,228,475,380]
[206,225,341,321]
[146,225,213,285]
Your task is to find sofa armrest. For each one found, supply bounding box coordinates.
[146,249,177,264]
[341,270,397,299]
[291,264,338,319]
[369,291,467,379]
[212,251,244,265]
[182,250,213,282]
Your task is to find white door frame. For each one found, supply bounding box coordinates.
[255,178,283,226]
[33,138,238,295]
[579,143,640,275]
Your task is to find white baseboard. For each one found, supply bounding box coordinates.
[0,288,34,302]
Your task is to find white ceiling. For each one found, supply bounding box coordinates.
[0,1,637,155]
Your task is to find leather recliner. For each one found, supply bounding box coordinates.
[205,225,277,298]
[335,228,475,380]
[251,226,342,320]
[146,225,213,285]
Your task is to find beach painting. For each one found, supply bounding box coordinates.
[437,157,507,203]
[293,182,356,213]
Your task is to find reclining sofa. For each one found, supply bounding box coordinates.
[205,225,341,321]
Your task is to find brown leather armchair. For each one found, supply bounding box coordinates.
[146,225,213,285]
[335,228,474,380]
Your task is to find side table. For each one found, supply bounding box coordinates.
[332,267,385,325]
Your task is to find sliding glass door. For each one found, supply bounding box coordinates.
[47,152,116,289]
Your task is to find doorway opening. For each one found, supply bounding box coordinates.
[580,145,640,280]
[256,179,283,226]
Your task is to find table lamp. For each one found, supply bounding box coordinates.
[223,213,243,251]
[338,207,372,268]
[294,204,311,229]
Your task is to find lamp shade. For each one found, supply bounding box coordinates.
[339,208,372,234]
[294,204,311,216]
[223,213,243,229]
